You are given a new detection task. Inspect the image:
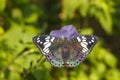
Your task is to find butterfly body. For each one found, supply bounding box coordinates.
[33,35,98,67]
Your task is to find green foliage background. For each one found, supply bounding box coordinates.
[0,0,120,80]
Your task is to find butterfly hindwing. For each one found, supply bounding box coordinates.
[55,37,83,67]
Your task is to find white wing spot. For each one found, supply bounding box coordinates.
[82,42,88,45]
[82,36,86,39]
[40,42,43,44]
[83,48,88,52]
[66,61,70,64]
[81,42,87,48]
[92,37,94,40]
[37,37,40,40]
[91,40,94,42]
[77,37,81,42]
[43,48,49,52]
[89,41,91,44]
[44,42,51,48]
[82,39,86,42]
[51,37,55,42]
[37,40,40,43]
[46,39,49,42]
[62,61,64,64]
[45,36,50,40]
[46,50,50,54]
[43,42,49,45]
[82,49,86,53]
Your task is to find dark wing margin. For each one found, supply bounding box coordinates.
[65,35,98,67]
[33,35,64,67]
[33,35,57,55]
[76,35,98,55]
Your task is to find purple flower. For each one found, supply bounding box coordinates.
[50,25,80,39]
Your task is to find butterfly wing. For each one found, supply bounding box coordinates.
[65,35,98,67]
[33,35,98,67]
[33,35,65,67]
[33,35,60,55]
[77,35,98,55]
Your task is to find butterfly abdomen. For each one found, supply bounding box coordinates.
[61,39,72,66]
[61,46,70,61]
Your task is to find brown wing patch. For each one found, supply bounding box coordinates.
[70,38,83,51]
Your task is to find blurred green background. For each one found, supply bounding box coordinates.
[0,0,120,80]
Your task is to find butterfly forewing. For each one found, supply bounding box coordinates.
[33,35,60,55]
[75,35,98,55]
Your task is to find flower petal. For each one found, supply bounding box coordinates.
[50,25,80,39]
[49,30,63,38]
[61,25,80,38]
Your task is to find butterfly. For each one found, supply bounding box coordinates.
[33,35,98,67]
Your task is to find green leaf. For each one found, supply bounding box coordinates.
[96,10,112,34]
[33,69,51,80]
[12,8,23,20]
[104,51,117,68]
[8,71,21,80]
[0,21,39,54]
[89,71,99,80]
[0,26,4,35]
[76,71,88,80]
[80,28,93,34]
[25,12,39,23]
[63,0,80,19]
[78,0,89,17]
[99,48,117,68]
[1,26,26,54]
[105,69,120,80]
[23,4,42,23]
[91,0,114,34]
[0,0,7,13]
[95,62,106,74]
